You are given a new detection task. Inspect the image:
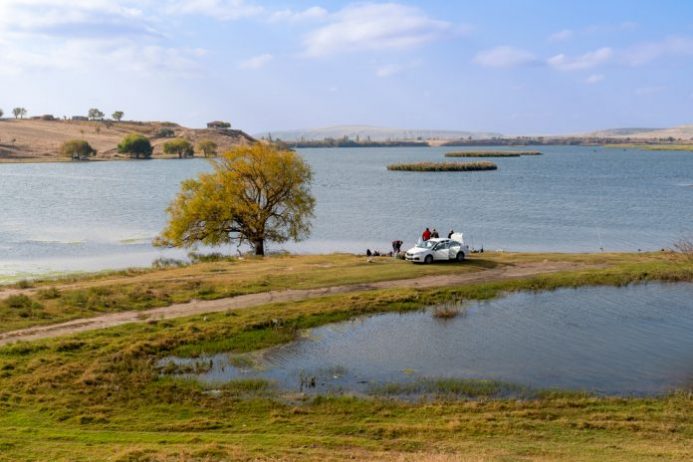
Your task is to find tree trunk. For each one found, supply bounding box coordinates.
[253,239,265,256]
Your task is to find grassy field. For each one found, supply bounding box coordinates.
[0,252,691,460]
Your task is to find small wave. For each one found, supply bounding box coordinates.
[676,183,693,188]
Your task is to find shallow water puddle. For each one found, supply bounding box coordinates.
[161,283,693,396]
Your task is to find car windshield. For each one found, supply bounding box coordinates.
[416,240,437,249]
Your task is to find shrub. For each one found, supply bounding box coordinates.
[60,139,97,160]
[117,134,152,159]
[163,138,194,158]
[197,140,218,157]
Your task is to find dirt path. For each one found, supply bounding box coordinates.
[0,261,583,346]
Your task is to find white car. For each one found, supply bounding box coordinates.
[405,234,469,264]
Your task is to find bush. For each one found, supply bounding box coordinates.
[117,134,152,159]
[60,139,96,160]
[197,140,218,157]
[163,138,194,158]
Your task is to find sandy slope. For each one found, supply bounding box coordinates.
[0,119,254,161]
[0,260,588,345]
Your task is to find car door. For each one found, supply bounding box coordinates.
[448,241,461,259]
[433,241,450,260]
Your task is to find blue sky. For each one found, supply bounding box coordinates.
[1,0,692,134]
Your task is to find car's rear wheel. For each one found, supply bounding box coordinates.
[456,252,465,262]
[424,255,433,264]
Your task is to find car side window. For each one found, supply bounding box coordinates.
[435,241,449,250]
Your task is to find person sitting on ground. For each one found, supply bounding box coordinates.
[448,229,454,239]
[422,228,431,241]
[392,240,403,254]
[431,229,439,238]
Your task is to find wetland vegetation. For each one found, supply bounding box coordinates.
[0,251,691,460]
[386,161,498,171]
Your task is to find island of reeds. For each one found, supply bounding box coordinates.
[387,161,498,171]
[445,150,542,158]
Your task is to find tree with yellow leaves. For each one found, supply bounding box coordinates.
[156,143,315,256]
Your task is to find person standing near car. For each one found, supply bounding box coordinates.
[431,229,439,238]
[448,229,454,239]
[422,228,431,241]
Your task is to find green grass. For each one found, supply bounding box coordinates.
[444,150,542,157]
[0,254,690,460]
[387,161,498,171]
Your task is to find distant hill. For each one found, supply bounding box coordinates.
[585,128,662,137]
[255,125,502,142]
[0,119,254,162]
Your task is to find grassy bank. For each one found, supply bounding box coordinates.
[0,252,679,334]
[0,253,691,460]
[444,150,542,157]
[605,143,693,152]
[387,161,498,171]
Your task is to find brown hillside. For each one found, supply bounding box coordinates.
[0,119,255,162]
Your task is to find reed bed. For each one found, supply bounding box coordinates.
[387,161,498,172]
[445,150,542,158]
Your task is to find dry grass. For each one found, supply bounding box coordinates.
[0,119,253,162]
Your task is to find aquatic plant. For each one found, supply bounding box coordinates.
[432,300,467,319]
[445,151,542,157]
[386,161,498,172]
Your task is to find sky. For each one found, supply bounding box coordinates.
[1,0,692,135]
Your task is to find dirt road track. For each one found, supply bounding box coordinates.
[0,261,581,346]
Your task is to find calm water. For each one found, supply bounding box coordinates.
[0,146,691,279]
[164,283,693,396]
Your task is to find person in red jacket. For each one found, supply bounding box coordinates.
[422,227,431,241]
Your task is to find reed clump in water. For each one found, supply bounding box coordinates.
[432,300,467,319]
[387,161,498,172]
[445,151,542,158]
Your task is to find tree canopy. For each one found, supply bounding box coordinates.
[163,138,194,158]
[156,143,315,256]
[59,139,96,160]
[117,134,152,159]
[112,111,124,121]
[88,108,105,120]
[197,140,218,157]
[12,107,26,119]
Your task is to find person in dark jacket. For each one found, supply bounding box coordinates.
[431,229,439,238]
[448,229,454,239]
[422,228,431,241]
[392,240,403,254]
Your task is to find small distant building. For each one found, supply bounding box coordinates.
[72,116,89,121]
[40,114,56,121]
[207,120,231,129]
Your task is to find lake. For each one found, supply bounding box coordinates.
[0,146,691,279]
[161,283,693,396]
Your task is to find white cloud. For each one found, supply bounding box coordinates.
[549,29,573,42]
[548,47,612,71]
[269,6,328,23]
[473,46,537,68]
[623,36,693,66]
[166,0,263,21]
[238,53,273,69]
[585,74,604,84]
[302,3,452,58]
